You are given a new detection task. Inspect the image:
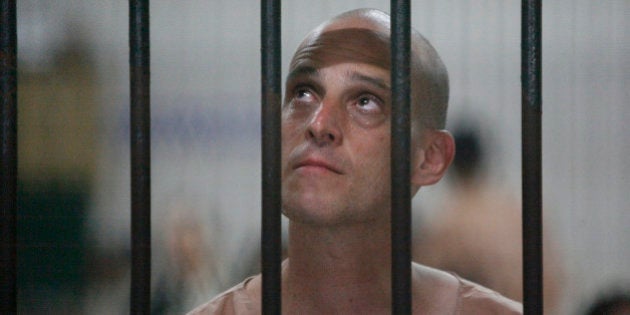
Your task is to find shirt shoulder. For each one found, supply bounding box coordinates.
[186,275,261,315]
[411,263,522,314]
[455,275,523,314]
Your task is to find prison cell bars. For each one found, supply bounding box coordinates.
[390,0,413,313]
[522,0,543,314]
[129,0,151,314]
[261,0,283,314]
[0,0,17,313]
[0,2,154,312]
[0,1,544,314]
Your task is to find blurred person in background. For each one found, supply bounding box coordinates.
[413,119,565,314]
[152,203,224,314]
[583,286,630,315]
[83,201,225,314]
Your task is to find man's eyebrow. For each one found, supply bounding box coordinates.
[286,66,319,83]
[350,72,390,91]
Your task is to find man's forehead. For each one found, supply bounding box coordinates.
[286,63,391,92]
[289,28,391,73]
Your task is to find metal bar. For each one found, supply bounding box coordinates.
[390,0,412,313]
[261,0,282,314]
[0,0,17,313]
[129,0,151,313]
[521,1,543,314]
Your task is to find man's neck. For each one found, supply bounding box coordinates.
[282,220,392,314]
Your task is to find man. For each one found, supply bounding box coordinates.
[189,8,522,314]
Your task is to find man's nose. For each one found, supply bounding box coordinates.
[306,100,342,146]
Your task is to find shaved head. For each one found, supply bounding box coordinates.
[288,8,449,131]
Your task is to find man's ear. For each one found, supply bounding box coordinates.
[411,130,455,187]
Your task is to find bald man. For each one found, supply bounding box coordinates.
[188,8,522,314]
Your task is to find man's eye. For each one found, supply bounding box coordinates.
[356,95,382,112]
[295,87,315,102]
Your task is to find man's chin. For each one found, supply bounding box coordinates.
[283,204,387,230]
[282,201,348,227]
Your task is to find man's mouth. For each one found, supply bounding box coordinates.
[295,158,343,174]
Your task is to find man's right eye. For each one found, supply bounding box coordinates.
[294,87,316,103]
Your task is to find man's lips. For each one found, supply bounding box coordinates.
[294,158,343,174]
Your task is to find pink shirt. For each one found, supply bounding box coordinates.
[188,263,522,314]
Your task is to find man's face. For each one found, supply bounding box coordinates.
[281,27,394,226]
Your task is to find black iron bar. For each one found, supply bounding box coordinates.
[0,0,17,313]
[390,0,412,313]
[261,0,282,314]
[521,0,543,314]
[129,0,151,313]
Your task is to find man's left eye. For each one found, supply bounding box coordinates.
[356,95,381,112]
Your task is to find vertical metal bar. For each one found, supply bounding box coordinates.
[261,0,282,314]
[390,0,412,313]
[129,0,151,313]
[521,0,543,314]
[0,1,17,313]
